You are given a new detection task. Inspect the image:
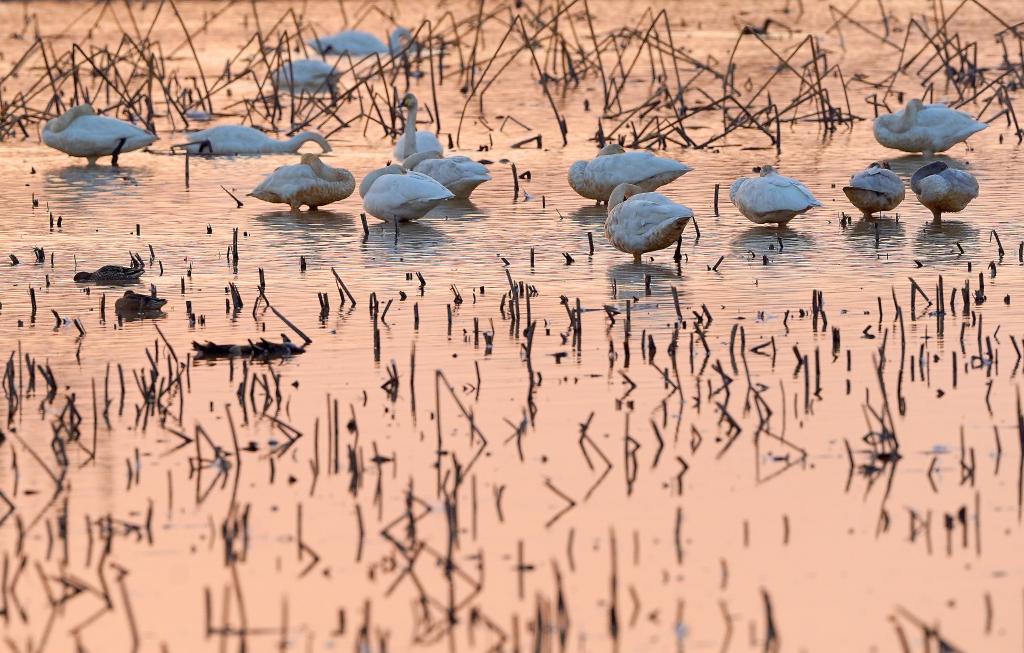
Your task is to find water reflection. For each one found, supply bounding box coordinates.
[913,219,979,261]
[731,225,816,262]
[845,217,907,257]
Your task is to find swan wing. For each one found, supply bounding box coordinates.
[586,151,690,186]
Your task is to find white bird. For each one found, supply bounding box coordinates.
[843,162,905,218]
[248,154,355,211]
[309,27,413,56]
[605,183,693,262]
[42,104,155,165]
[273,59,340,95]
[730,165,821,226]
[181,125,331,155]
[359,164,454,222]
[393,93,443,160]
[568,144,692,203]
[402,151,490,199]
[873,99,987,157]
[910,161,978,221]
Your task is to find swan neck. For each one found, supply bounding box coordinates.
[288,132,330,153]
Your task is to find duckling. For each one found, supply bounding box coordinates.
[730,165,821,226]
[74,262,145,283]
[115,290,167,315]
[843,162,905,218]
[605,183,693,262]
[910,161,979,221]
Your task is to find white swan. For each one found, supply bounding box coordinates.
[843,162,905,218]
[910,161,978,221]
[568,144,692,203]
[873,99,987,156]
[730,165,821,226]
[402,151,490,199]
[181,125,331,154]
[605,183,693,262]
[309,27,413,56]
[393,93,443,160]
[273,59,340,95]
[248,154,355,211]
[42,104,155,165]
[359,164,453,222]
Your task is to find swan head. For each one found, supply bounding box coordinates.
[399,93,418,110]
[597,143,625,156]
[868,161,892,170]
[359,163,404,197]
[910,161,948,195]
[905,98,924,113]
[45,104,96,133]
[300,154,353,184]
[402,150,441,171]
[609,183,643,209]
[568,161,589,196]
[291,131,332,153]
[389,27,414,52]
[756,165,777,177]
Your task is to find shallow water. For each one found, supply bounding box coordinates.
[1,1,1023,651]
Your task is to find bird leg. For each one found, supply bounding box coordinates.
[111,137,127,167]
[199,139,213,154]
[633,253,642,263]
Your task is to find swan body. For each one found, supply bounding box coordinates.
[910,161,978,221]
[843,162,905,218]
[248,154,355,211]
[605,183,693,262]
[394,93,443,160]
[182,125,331,154]
[360,164,454,222]
[873,99,987,156]
[403,151,490,199]
[730,165,821,226]
[273,59,339,95]
[309,27,412,56]
[43,104,155,165]
[568,144,692,203]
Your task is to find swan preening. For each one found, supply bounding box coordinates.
[309,27,413,56]
[843,162,905,218]
[403,151,491,199]
[910,162,978,221]
[248,154,355,211]
[605,183,693,262]
[273,59,340,95]
[182,126,331,155]
[43,104,155,165]
[360,164,454,222]
[730,165,821,226]
[394,93,444,160]
[873,99,987,156]
[568,144,692,203]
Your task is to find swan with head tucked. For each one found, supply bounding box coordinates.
[873,99,987,157]
[248,154,355,211]
[605,183,693,262]
[910,161,978,221]
[393,93,443,160]
[568,144,692,203]
[273,59,340,95]
[43,104,156,165]
[181,125,331,155]
[402,151,490,199]
[843,162,905,218]
[309,27,413,56]
[360,164,454,222]
[730,165,821,226]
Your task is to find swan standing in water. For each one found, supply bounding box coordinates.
[730,165,821,226]
[248,154,355,211]
[181,126,331,155]
[393,93,444,160]
[568,144,692,203]
[910,161,978,221]
[605,183,693,262]
[273,59,340,95]
[402,151,490,199]
[309,27,413,56]
[873,99,987,157]
[360,164,453,222]
[843,162,905,218]
[43,104,155,165]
